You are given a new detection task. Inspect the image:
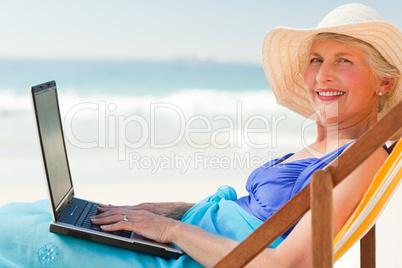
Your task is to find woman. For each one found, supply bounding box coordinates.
[1,3,401,267]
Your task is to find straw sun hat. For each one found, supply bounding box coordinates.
[262,3,402,121]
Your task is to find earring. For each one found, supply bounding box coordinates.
[378,91,383,96]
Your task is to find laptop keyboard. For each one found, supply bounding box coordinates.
[74,202,132,238]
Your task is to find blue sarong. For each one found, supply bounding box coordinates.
[0,186,282,267]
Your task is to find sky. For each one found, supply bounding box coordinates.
[0,0,401,64]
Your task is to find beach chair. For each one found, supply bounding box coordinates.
[214,101,402,268]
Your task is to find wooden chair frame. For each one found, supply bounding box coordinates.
[214,101,402,268]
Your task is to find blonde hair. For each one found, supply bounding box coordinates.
[307,32,401,111]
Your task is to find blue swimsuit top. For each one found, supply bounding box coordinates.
[235,142,390,239]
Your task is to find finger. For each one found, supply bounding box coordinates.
[93,208,132,220]
[100,221,131,232]
[97,206,115,212]
[91,214,126,225]
[98,205,134,213]
[98,204,120,208]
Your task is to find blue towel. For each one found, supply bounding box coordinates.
[0,186,282,267]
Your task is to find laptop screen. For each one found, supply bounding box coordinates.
[32,81,73,211]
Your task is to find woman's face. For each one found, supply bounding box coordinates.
[304,39,381,124]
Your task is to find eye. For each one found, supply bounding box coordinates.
[338,58,351,63]
[309,58,322,64]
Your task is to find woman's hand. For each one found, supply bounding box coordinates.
[91,208,182,243]
[97,202,195,220]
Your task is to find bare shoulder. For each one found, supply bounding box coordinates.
[344,143,389,181]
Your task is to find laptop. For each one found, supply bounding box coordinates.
[30,80,184,259]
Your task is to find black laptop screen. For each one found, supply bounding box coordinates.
[33,83,73,209]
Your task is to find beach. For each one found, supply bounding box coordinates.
[0,81,309,206]
[0,60,309,205]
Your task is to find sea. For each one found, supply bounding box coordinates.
[0,59,314,205]
[1,59,401,267]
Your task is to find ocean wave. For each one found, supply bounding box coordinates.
[0,88,285,116]
[0,91,32,115]
[1,88,314,154]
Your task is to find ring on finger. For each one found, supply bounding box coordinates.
[123,214,129,222]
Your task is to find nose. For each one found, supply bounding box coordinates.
[316,61,335,84]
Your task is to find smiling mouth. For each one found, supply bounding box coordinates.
[316,91,346,97]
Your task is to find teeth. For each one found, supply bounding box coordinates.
[317,91,345,97]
